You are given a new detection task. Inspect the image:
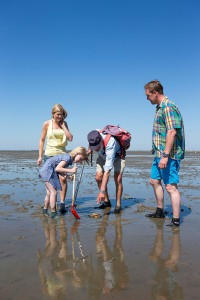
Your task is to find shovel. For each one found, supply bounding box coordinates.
[70,163,85,219]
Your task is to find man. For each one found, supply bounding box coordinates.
[87,129,126,214]
[144,80,185,227]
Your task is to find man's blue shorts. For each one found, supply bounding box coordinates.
[150,157,180,185]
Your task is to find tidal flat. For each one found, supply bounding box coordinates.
[0,150,199,300]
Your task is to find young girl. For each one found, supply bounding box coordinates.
[39,147,88,218]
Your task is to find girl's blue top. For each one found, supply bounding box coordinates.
[39,153,73,190]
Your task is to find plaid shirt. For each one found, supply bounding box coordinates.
[152,97,185,160]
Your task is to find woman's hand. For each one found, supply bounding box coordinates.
[37,157,42,166]
[60,121,73,141]
[60,119,65,128]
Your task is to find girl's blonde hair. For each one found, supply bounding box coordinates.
[69,147,89,163]
[51,104,68,119]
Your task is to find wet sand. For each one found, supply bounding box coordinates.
[0,150,200,300]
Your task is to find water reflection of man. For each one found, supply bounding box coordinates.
[37,218,89,298]
[149,220,184,299]
[90,214,129,296]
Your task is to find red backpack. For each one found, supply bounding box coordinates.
[100,125,132,158]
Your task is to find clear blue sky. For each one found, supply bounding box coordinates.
[0,0,199,151]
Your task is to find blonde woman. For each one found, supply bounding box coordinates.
[37,104,73,212]
[39,147,88,218]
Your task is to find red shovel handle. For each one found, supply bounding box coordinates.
[70,163,85,220]
[71,165,81,219]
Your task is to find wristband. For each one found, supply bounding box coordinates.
[162,152,169,158]
[99,189,106,195]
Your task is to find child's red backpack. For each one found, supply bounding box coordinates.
[100,125,132,158]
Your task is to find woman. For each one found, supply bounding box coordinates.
[39,147,88,218]
[37,104,73,211]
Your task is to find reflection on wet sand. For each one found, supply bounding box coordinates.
[37,218,90,298]
[149,220,184,299]
[90,213,129,297]
[37,214,129,299]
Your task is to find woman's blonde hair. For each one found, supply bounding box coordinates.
[52,104,68,119]
[69,147,89,163]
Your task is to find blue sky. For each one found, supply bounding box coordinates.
[0,0,199,151]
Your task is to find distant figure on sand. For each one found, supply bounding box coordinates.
[87,129,126,214]
[39,147,88,218]
[37,104,73,212]
[144,80,185,227]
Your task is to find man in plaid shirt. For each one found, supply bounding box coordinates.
[144,80,185,227]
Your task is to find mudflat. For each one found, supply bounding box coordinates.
[0,150,199,300]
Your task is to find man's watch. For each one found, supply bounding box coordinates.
[162,152,169,158]
[99,189,106,195]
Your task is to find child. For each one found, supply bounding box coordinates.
[39,147,88,218]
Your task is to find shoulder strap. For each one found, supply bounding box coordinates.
[102,134,111,148]
[101,132,126,158]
